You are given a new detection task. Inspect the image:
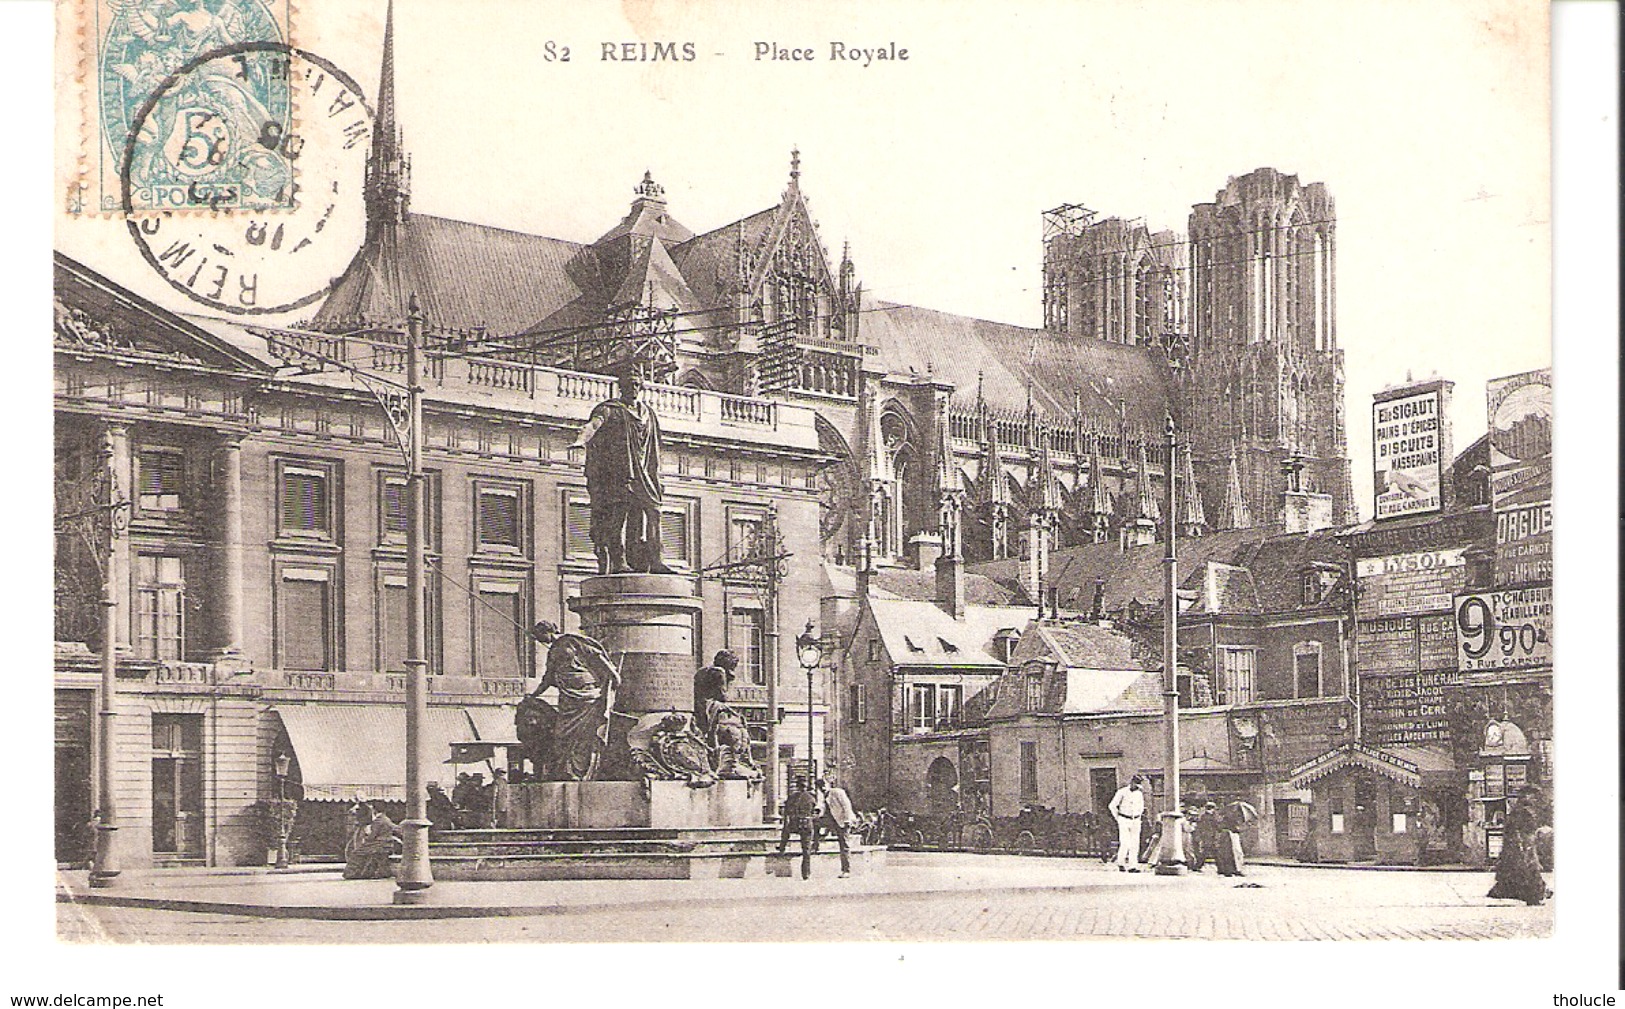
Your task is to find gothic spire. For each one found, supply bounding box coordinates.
[1179,443,1207,536]
[1221,442,1253,530]
[1134,438,1160,523]
[1087,432,1112,523]
[364,0,411,234]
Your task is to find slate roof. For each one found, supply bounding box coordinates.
[867,567,1021,607]
[971,526,1352,616]
[862,301,1172,427]
[311,213,588,337]
[667,208,778,311]
[1008,621,1142,671]
[867,598,1032,668]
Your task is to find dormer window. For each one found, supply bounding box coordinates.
[1301,570,1321,606]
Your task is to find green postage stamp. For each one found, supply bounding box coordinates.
[74,0,294,215]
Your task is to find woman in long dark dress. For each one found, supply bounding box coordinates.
[1488,788,1548,905]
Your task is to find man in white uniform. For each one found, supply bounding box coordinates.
[1108,775,1148,872]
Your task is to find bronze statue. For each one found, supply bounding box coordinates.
[692,650,760,781]
[572,369,669,575]
[627,711,717,788]
[525,621,620,780]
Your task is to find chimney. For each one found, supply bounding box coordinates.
[855,538,874,600]
[909,532,942,572]
[935,555,965,620]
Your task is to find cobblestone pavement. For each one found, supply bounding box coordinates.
[57,854,1553,943]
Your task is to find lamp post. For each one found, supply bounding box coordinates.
[1155,330,1188,876]
[394,296,434,904]
[273,752,292,869]
[89,426,129,889]
[795,622,822,788]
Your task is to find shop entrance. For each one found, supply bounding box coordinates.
[1090,768,1119,815]
[151,713,205,858]
[1351,774,1379,860]
[54,690,94,865]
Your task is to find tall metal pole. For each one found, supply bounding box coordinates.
[395,296,434,903]
[89,426,126,888]
[1155,412,1187,874]
[762,513,781,818]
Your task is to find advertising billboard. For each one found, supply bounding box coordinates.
[1486,369,1553,511]
[1454,586,1553,672]
[1373,389,1443,519]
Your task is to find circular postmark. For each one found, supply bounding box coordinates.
[122,42,373,316]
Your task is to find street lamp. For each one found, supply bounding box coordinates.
[1155,331,1187,876]
[273,752,292,869]
[795,621,822,790]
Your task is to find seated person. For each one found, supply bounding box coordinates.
[343,801,399,880]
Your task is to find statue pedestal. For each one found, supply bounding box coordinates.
[504,780,762,829]
[569,572,703,777]
[424,571,883,881]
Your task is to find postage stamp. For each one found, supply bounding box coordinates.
[124,43,374,314]
[75,0,294,215]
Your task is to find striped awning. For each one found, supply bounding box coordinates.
[273,703,516,802]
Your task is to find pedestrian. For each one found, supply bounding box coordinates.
[343,801,399,880]
[1488,787,1549,905]
[491,767,511,828]
[776,778,822,880]
[1192,800,1222,873]
[817,776,858,878]
[1215,801,1247,877]
[1108,775,1147,872]
[425,782,457,835]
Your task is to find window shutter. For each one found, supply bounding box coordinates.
[281,579,329,670]
[660,508,688,565]
[282,471,327,534]
[476,590,522,678]
[382,582,408,672]
[564,498,593,557]
[479,490,520,549]
[382,481,407,538]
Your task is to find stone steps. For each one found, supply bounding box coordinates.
[425,825,885,880]
[431,846,885,881]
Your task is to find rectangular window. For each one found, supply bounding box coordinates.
[378,471,440,548]
[1025,673,1045,712]
[727,605,765,684]
[1220,647,1256,705]
[475,482,524,553]
[867,638,880,662]
[278,461,335,538]
[136,449,185,512]
[1019,741,1039,802]
[660,503,694,569]
[1329,794,1345,835]
[850,683,868,724]
[278,568,333,671]
[474,580,527,679]
[1294,644,1323,699]
[909,684,937,732]
[937,685,963,728]
[134,554,185,660]
[727,507,768,569]
[1392,813,1408,834]
[563,491,594,560]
